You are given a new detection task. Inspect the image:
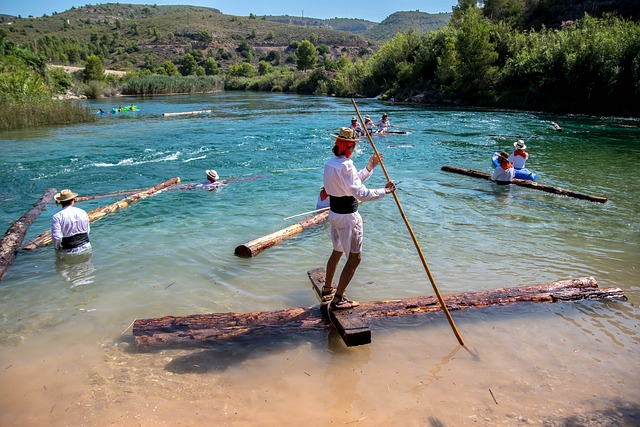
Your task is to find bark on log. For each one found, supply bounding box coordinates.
[75,189,144,202]
[234,211,329,257]
[22,177,180,250]
[441,165,608,203]
[133,271,626,350]
[0,188,57,281]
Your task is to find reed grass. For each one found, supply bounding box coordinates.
[123,75,224,95]
[0,99,94,131]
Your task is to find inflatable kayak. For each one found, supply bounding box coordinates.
[492,152,537,181]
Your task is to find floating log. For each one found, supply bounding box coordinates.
[441,165,608,203]
[75,189,145,202]
[162,110,211,117]
[22,177,180,250]
[0,188,57,280]
[234,210,329,257]
[132,269,626,350]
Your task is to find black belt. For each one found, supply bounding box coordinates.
[330,195,358,214]
[61,232,90,250]
[496,180,512,185]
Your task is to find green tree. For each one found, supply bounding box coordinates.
[258,60,272,75]
[83,54,104,82]
[296,40,318,71]
[180,53,197,76]
[203,57,219,75]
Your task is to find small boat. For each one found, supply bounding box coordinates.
[492,152,537,181]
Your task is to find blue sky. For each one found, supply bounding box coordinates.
[2,1,458,23]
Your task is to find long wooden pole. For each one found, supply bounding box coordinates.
[352,98,465,347]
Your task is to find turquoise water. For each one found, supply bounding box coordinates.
[1,93,639,425]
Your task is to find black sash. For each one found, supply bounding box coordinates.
[330,196,358,214]
[61,232,90,250]
[496,181,512,185]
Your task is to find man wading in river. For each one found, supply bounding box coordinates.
[322,127,395,310]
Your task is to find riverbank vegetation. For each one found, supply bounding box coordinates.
[0,32,94,130]
[1,1,639,129]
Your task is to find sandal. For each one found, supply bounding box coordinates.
[330,295,360,310]
[321,285,335,301]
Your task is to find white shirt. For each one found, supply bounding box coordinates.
[52,206,90,250]
[508,151,529,169]
[492,164,515,182]
[323,156,386,201]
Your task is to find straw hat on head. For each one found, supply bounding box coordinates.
[331,127,359,142]
[206,169,219,180]
[54,189,78,203]
[497,151,510,162]
[514,140,527,150]
[364,114,371,120]
[351,116,357,121]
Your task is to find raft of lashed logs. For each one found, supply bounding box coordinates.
[132,268,626,350]
[22,177,180,250]
[234,211,328,257]
[441,165,608,203]
[0,188,57,281]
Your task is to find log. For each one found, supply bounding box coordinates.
[22,177,180,250]
[0,188,57,280]
[75,189,144,202]
[162,110,211,117]
[132,269,626,350]
[441,165,608,203]
[234,210,329,257]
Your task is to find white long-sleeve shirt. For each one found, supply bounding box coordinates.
[51,206,90,250]
[323,156,386,202]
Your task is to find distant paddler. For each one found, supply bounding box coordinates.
[375,112,391,134]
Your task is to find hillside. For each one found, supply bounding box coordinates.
[1,4,373,71]
[264,16,377,35]
[363,11,452,41]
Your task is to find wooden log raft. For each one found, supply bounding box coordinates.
[162,110,211,117]
[441,165,608,203]
[234,210,329,257]
[132,269,626,350]
[0,188,57,280]
[22,177,180,250]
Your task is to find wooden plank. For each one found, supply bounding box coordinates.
[441,165,608,203]
[0,188,57,280]
[307,268,371,346]
[162,110,211,117]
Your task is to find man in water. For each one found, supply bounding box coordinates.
[322,127,395,310]
[51,189,92,255]
[197,169,227,190]
[492,151,515,184]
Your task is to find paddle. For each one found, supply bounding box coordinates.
[353,98,466,347]
[282,207,329,221]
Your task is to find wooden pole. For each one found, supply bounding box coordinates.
[132,273,626,351]
[352,98,466,347]
[22,177,180,250]
[234,211,329,257]
[0,188,57,280]
[283,207,329,221]
[441,166,608,203]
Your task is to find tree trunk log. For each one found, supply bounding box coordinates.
[22,177,180,250]
[133,272,626,351]
[234,211,328,257]
[0,188,57,280]
[441,165,608,203]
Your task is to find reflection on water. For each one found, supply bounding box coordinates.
[55,250,95,288]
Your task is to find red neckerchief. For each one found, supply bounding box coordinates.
[501,160,513,171]
[320,188,329,200]
[514,149,527,159]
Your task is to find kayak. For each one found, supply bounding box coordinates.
[491,152,537,181]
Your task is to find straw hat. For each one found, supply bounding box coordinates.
[351,116,357,121]
[514,140,527,150]
[206,169,219,180]
[497,151,510,162]
[54,189,78,203]
[331,127,358,141]
[364,114,371,120]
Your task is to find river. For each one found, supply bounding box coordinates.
[0,92,638,426]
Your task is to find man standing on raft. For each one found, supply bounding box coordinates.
[322,127,396,310]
